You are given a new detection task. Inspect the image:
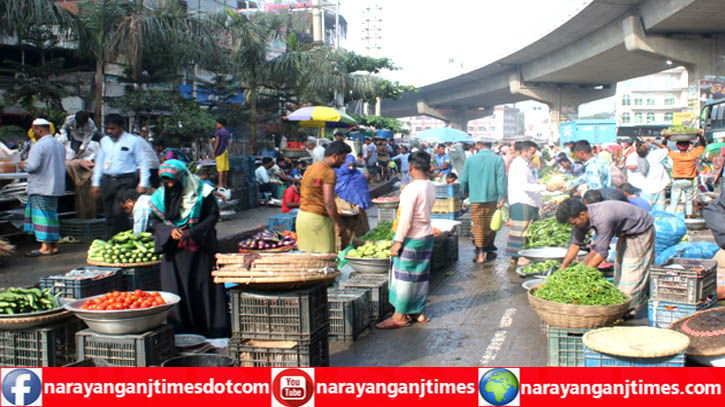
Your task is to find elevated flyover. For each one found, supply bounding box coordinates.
[382,0,725,139]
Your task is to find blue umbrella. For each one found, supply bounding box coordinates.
[415,127,474,144]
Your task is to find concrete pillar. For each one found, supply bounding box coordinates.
[312,0,322,43]
[415,101,491,132]
[623,15,717,87]
[509,72,616,143]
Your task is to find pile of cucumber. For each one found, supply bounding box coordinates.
[87,231,161,264]
[0,287,58,315]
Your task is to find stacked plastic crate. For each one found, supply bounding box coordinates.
[75,324,176,366]
[338,274,391,323]
[227,284,330,367]
[0,318,86,367]
[326,288,371,342]
[431,184,463,220]
[647,258,718,328]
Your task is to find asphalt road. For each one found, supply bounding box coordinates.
[330,230,551,367]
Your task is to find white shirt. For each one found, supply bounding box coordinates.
[626,148,670,194]
[507,156,547,207]
[92,132,150,187]
[312,145,325,163]
[255,165,270,184]
[65,140,99,161]
[138,138,160,169]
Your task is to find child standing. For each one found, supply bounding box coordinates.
[377,151,436,329]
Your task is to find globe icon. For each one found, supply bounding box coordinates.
[479,368,519,406]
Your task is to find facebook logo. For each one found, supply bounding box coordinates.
[1,369,42,406]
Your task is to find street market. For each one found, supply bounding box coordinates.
[2,0,725,391]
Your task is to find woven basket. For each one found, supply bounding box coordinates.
[216,252,337,266]
[583,327,690,358]
[87,259,161,268]
[213,270,340,289]
[527,285,631,329]
[0,310,74,330]
[238,245,296,254]
[670,307,725,357]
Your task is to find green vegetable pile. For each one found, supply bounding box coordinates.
[525,218,573,248]
[664,125,699,135]
[87,231,160,264]
[533,263,628,306]
[359,221,394,241]
[520,260,560,275]
[0,287,58,315]
[348,240,392,259]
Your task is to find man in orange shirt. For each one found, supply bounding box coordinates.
[650,133,705,218]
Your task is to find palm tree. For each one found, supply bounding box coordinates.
[0,0,73,66]
[74,0,130,124]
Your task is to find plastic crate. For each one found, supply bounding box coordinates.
[435,183,461,199]
[121,265,161,291]
[230,284,329,341]
[339,276,391,322]
[445,233,459,263]
[432,211,463,220]
[59,218,107,241]
[649,258,717,305]
[432,198,462,213]
[378,207,397,223]
[246,181,259,209]
[40,267,123,299]
[0,317,85,367]
[327,288,371,342]
[458,212,472,238]
[647,296,717,328]
[546,326,590,367]
[76,324,176,367]
[228,331,329,367]
[268,213,296,233]
[584,347,685,367]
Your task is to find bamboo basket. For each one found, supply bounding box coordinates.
[87,259,161,268]
[238,245,296,254]
[527,285,631,329]
[669,307,725,357]
[583,327,690,358]
[215,252,337,266]
[0,310,74,330]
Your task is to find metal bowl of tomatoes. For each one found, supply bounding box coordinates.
[65,291,180,335]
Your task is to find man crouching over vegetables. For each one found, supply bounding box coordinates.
[556,198,655,316]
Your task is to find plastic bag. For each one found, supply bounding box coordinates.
[651,210,687,256]
[500,204,510,223]
[655,241,720,265]
[337,244,354,268]
[490,209,502,231]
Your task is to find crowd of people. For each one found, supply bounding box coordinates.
[17,110,719,335]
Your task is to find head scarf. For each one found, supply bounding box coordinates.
[150,159,214,227]
[334,154,372,210]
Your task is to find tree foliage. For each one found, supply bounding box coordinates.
[352,114,410,136]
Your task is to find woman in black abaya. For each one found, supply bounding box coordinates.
[149,159,230,338]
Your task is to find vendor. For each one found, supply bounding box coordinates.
[118,189,152,234]
[556,198,655,313]
[334,154,372,248]
[255,157,277,202]
[270,157,296,184]
[506,141,561,260]
[149,159,229,338]
[295,141,351,253]
[282,179,301,214]
[649,134,705,217]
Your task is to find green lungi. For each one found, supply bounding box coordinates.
[389,236,434,315]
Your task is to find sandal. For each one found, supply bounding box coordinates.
[375,317,411,329]
[25,249,56,257]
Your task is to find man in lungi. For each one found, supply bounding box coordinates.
[557,198,655,314]
[21,118,66,256]
[460,140,506,264]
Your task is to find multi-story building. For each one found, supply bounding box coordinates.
[616,66,689,128]
[403,106,519,141]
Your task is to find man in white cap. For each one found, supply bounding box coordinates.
[20,118,66,256]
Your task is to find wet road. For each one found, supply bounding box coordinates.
[330,228,549,367]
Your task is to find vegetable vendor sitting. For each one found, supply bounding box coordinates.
[119,188,152,234]
[556,198,655,314]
